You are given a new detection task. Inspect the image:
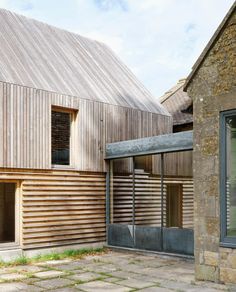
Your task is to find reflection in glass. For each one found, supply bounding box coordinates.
[226,116,236,237]
[110,158,133,225]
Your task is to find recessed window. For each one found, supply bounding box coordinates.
[220,110,236,247]
[166,184,183,228]
[134,156,152,172]
[0,183,16,243]
[51,108,75,166]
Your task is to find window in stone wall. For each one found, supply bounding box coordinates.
[51,107,77,166]
[221,110,236,247]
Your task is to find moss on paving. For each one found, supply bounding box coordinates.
[0,247,108,268]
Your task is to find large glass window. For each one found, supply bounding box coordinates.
[221,110,236,246]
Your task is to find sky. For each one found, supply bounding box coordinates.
[0,0,234,98]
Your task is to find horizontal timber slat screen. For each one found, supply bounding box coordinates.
[112,172,193,229]
[0,169,106,249]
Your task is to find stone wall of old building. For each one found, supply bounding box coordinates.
[187,8,236,283]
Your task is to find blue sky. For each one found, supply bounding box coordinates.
[0,0,234,97]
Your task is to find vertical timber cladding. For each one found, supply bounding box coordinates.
[0,169,106,249]
[0,81,172,172]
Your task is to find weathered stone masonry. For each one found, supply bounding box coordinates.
[187,8,236,283]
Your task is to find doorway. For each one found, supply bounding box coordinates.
[0,183,16,244]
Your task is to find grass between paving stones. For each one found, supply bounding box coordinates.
[0,247,108,268]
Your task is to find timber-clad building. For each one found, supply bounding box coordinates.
[4,2,236,285]
[0,8,174,256]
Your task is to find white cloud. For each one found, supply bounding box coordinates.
[0,0,235,96]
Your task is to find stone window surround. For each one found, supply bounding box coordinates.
[220,109,236,248]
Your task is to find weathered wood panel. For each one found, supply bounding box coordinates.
[0,168,106,249]
[151,151,193,177]
[0,81,172,171]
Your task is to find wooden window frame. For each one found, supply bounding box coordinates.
[0,180,21,250]
[220,110,236,248]
[51,106,78,169]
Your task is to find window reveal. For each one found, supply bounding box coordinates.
[51,110,71,165]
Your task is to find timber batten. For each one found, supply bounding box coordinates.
[0,169,106,249]
[112,173,193,229]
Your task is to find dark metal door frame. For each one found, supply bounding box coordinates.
[105,131,194,255]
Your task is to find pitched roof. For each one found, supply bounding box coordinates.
[184,1,236,91]
[159,79,193,125]
[0,9,169,116]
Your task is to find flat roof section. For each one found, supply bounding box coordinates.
[105,130,193,159]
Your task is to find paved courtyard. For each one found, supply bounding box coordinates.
[0,250,236,291]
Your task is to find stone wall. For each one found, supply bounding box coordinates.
[187,8,236,284]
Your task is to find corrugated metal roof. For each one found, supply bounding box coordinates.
[159,79,193,125]
[0,9,169,115]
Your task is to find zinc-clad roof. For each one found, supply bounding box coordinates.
[159,79,192,125]
[0,9,169,115]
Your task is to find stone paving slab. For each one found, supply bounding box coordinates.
[11,265,46,273]
[0,282,43,291]
[55,263,86,271]
[52,288,80,292]
[103,276,125,283]
[0,272,27,281]
[33,270,66,278]
[186,289,225,292]
[34,277,73,289]
[85,263,119,273]
[126,273,164,284]
[109,270,139,279]
[76,280,131,291]
[195,281,230,291]
[117,278,156,289]
[67,271,105,282]
[160,279,198,290]
[139,287,173,292]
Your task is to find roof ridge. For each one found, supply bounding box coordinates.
[0,8,169,115]
[0,8,105,46]
[159,78,186,103]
